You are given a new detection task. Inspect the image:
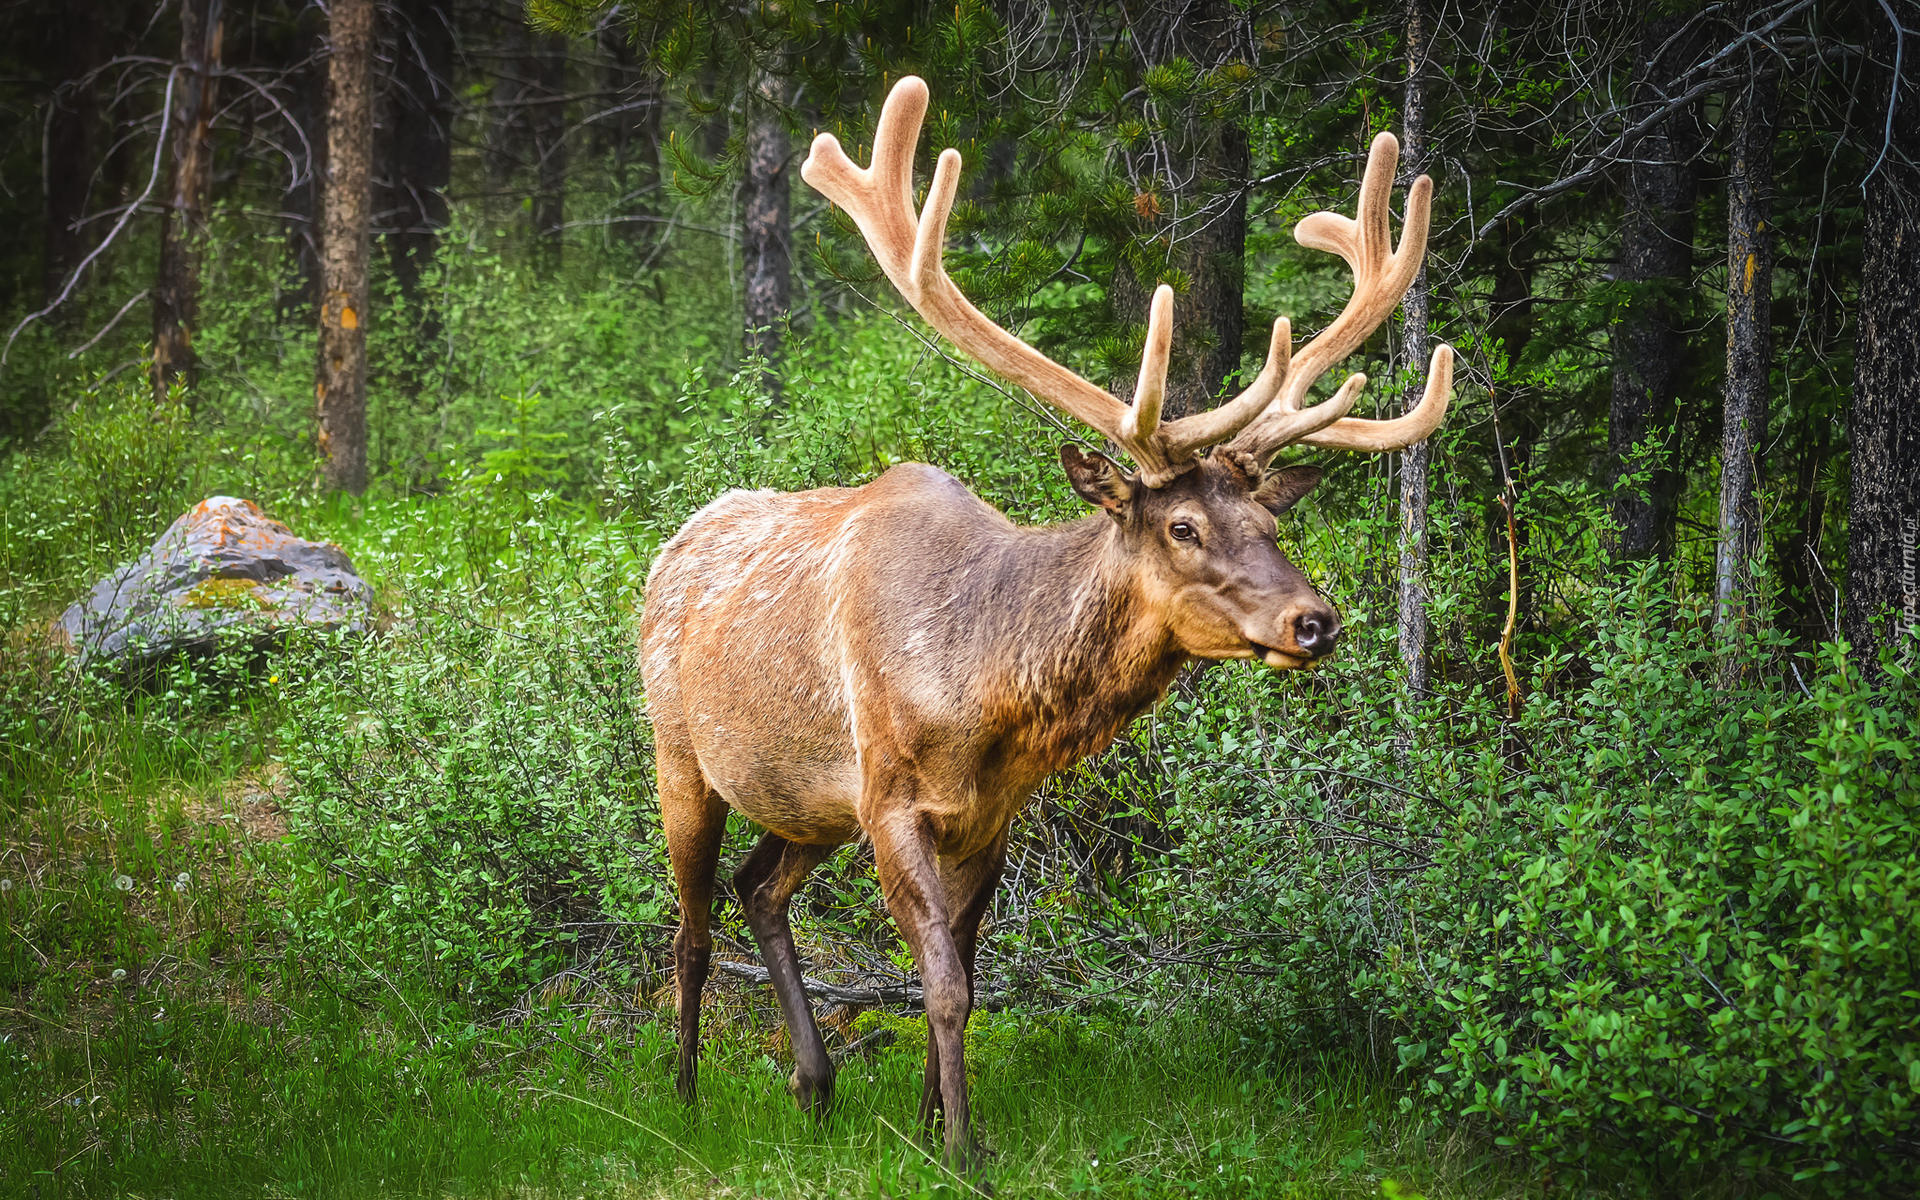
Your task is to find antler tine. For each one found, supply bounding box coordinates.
[1221,131,1449,462]
[1118,285,1173,449]
[870,74,924,243]
[807,80,1453,481]
[1303,343,1453,452]
[804,76,1192,481]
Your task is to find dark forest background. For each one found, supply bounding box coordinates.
[1,2,1918,1197]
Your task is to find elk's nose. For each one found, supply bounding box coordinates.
[1295,612,1340,658]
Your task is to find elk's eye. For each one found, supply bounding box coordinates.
[1170,521,1198,543]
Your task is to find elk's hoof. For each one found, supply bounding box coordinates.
[790,1066,835,1118]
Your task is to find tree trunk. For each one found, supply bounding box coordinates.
[742,64,792,402]
[1843,1,1920,671]
[1397,0,1434,695]
[530,33,569,275]
[1609,13,1703,561]
[1714,61,1779,656]
[378,0,453,304]
[151,0,224,403]
[1112,0,1249,420]
[1485,216,1538,640]
[317,0,374,495]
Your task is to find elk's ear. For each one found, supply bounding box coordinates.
[1061,444,1132,515]
[1252,465,1324,515]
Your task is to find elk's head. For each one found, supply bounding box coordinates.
[803,76,1455,669]
[1062,445,1337,667]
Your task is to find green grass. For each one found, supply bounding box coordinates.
[4,983,1511,1199]
[0,675,1527,1200]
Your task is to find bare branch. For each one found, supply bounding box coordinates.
[5,68,179,368]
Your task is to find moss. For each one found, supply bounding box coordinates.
[180,576,275,610]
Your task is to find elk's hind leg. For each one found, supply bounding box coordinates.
[661,744,728,1104]
[733,831,840,1115]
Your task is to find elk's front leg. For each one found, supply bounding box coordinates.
[868,801,981,1169]
[733,831,840,1115]
[920,832,1007,1132]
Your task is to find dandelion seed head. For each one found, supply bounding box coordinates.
[0,878,12,892]
[110,968,126,982]
[114,874,133,892]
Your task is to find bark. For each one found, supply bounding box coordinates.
[1609,13,1703,561]
[742,65,792,402]
[1843,2,1920,671]
[1714,62,1778,650]
[1397,0,1434,696]
[1112,0,1249,420]
[530,33,569,274]
[378,0,453,303]
[151,0,224,403]
[44,17,104,307]
[317,0,374,495]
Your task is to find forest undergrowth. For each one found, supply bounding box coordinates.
[1,231,1915,1198]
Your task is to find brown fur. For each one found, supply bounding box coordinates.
[639,451,1335,1164]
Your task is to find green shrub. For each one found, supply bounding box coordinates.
[1148,585,1920,1193]
[275,517,664,1000]
[1375,635,1918,1191]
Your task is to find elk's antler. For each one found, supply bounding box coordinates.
[1223,132,1454,460]
[802,77,1453,484]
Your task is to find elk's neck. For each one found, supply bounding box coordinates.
[981,515,1186,773]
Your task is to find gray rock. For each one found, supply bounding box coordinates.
[57,496,374,669]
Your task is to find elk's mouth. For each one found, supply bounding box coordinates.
[1249,641,1310,670]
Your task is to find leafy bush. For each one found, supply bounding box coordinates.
[275,516,663,1000]
[1145,584,1920,1193]
[1376,635,1918,1191]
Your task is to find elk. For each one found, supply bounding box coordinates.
[639,76,1452,1166]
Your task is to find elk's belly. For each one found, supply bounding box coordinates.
[684,690,864,845]
[665,571,865,844]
